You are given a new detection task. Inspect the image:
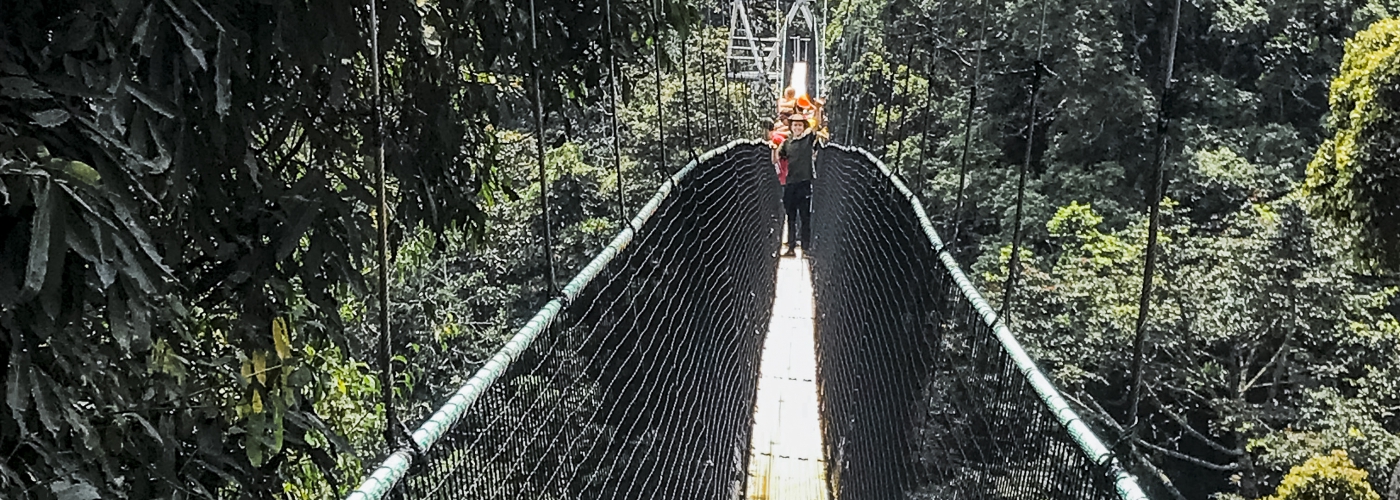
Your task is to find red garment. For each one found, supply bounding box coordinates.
[777,158,789,185]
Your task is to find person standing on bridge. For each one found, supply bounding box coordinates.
[779,114,815,257]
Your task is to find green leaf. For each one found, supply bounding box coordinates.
[215,33,232,116]
[270,408,284,456]
[287,365,313,388]
[125,84,176,118]
[6,353,29,431]
[0,76,50,99]
[108,198,172,276]
[420,7,446,57]
[109,290,135,351]
[166,4,207,70]
[107,234,157,296]
[30,372,61,434]
[275,203,320,261]
[246,412,266,467]
[131,3,155,54]
[62,404,99,453]
[285,410,352,453]
[58,162,100,188]
[50,480,101,500]
[30,109,71,128]
[20,179,55,301]
[127,414,165,447]
[75,210,118,290]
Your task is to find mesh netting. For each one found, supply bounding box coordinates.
[809,145,1140,500]
[381,142,782,499]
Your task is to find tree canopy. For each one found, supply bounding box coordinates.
[1305,18,1400,272]
[0,0,699,497]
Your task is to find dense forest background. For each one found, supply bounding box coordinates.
[2,0,1398,499]
[819,0,1400,498]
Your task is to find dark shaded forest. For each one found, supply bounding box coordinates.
[820,0,1400,497]
[1,0,761,497]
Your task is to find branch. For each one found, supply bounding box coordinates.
[1133,446,1193,500]
[1240,322,1292,395]
[1147,391,1243,456]
[1063,390,1122,430]
[273,127,310,173]
[1136,438,1239,471]
[1064,392,1192,500]
[932,44,975,69]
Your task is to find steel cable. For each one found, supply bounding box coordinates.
[809,145,1144,500]
[387,143,782,500]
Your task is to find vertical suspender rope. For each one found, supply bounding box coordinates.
[913,0,950,198]
[873,44,892,150]
[1000,1,1048,325]
[839,30,853,145]
[605,0,626,221]
[910,0,960,192]
[652,0,667,175]
[950,0,990,250]
[914,58,935,198]
[840,32,854,144]
[819,0,827,98]
[844,32,865,146]
[879,43,913,157]
[856,33,874,148]
[681,29,697,162]
[369,0,397,449]
[835,33,851,144]
[530,0,558,294]
[699,25,715,146]
[890,41,916,180]
[1128,0,1183,435]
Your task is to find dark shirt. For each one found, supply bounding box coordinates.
[780,132,815,183]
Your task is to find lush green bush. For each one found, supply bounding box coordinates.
[1262,451,1380,500]
[1305,19,1400,271]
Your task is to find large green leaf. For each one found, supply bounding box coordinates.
[49,480,101,500]
[29,108,71,128]
[19,178,54,301]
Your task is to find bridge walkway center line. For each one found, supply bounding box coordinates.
[746,251,829,500]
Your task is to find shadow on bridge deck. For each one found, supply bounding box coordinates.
[746,252,829,500]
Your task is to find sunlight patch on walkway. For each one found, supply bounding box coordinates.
[746,252,828,500]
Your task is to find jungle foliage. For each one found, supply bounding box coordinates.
[820,0,1400,497]
[5,0,1400,498]
[0,0,756,498]
[1305,19,1400,273]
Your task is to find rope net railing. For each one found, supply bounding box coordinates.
[808,145,1149,500]
[347,140,782,500]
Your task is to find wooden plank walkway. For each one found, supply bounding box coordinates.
[746,251,829,500]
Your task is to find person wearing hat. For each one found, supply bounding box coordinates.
[778,114,816,257]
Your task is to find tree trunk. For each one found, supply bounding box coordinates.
[1236,433,1258,498]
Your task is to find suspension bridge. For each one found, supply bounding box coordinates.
[341,1,1152,498]
[339,139,1149,499]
